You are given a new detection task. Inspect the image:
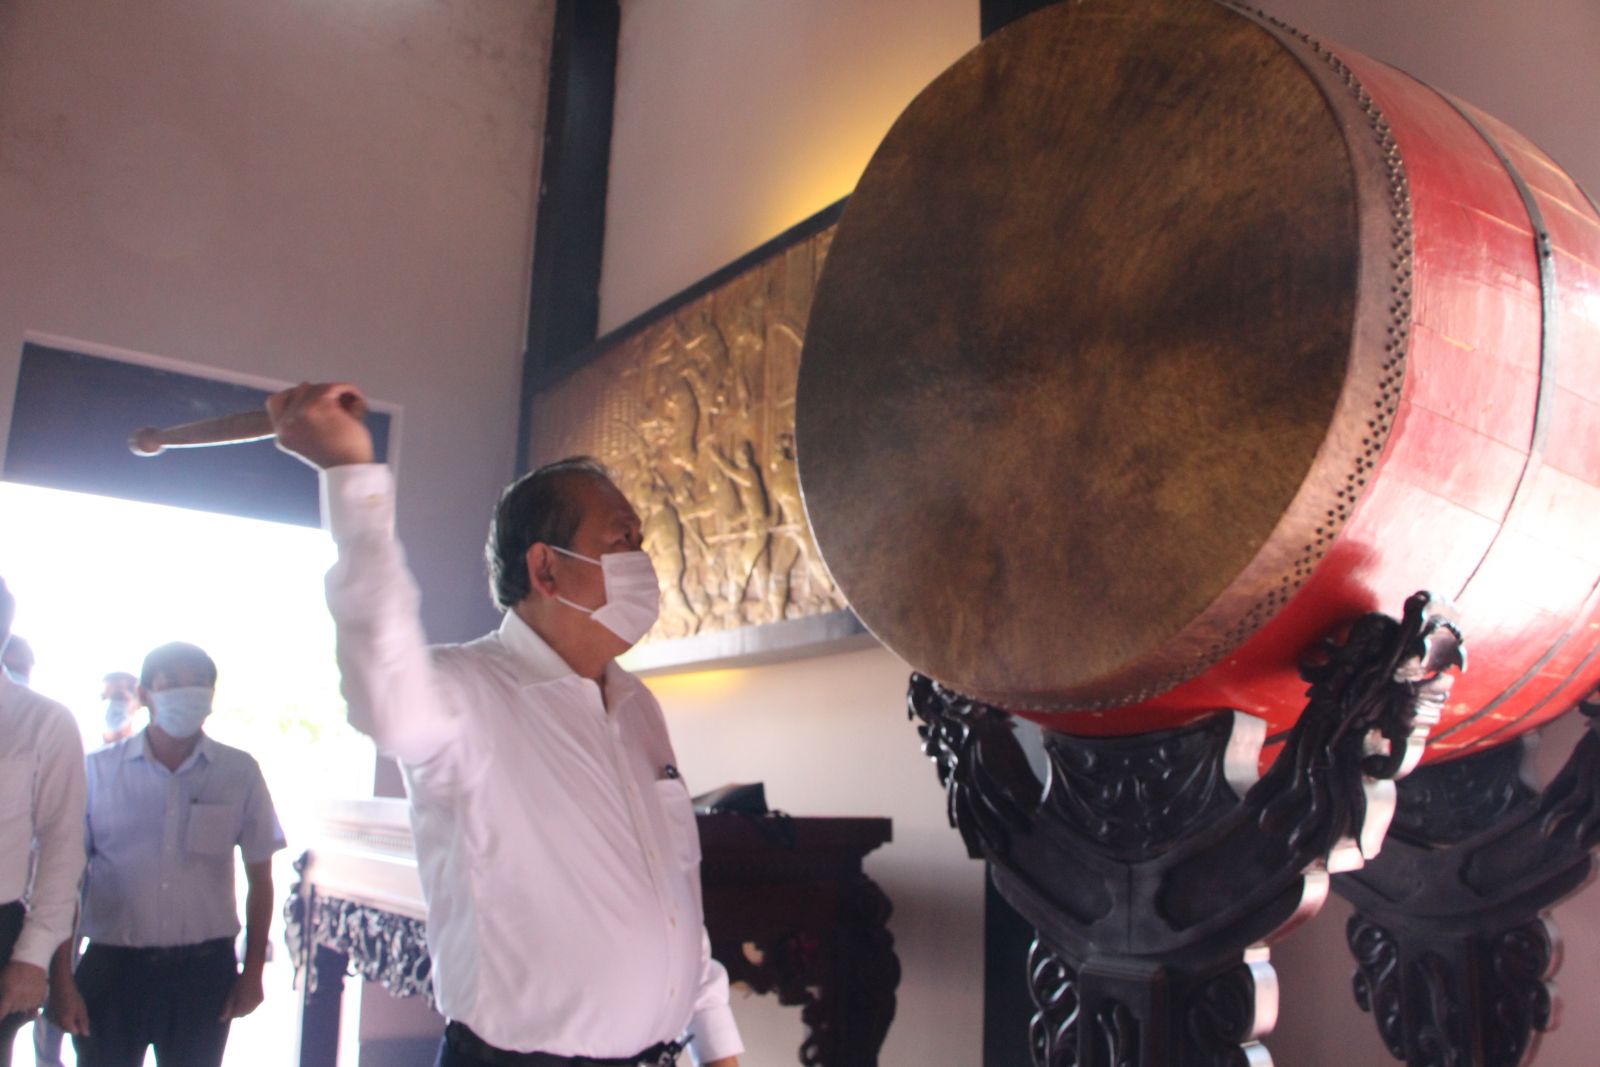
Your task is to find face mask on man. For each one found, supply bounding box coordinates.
[150,686,214,739]
[550,547,662,646]
[104,695,133,733]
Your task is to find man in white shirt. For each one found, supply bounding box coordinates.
[0,579,85,1067]
[47,642,285,1067]
[268,382,743,1067]
[35,671,144,1067]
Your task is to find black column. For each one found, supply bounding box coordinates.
[981,0,1067,37]
[517,0,621,474]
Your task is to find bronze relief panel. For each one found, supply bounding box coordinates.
[528,226,848,651]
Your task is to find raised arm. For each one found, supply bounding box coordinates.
[270,383,460,767]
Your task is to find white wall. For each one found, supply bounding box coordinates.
[0,0,553,649]
[600,0,979,332]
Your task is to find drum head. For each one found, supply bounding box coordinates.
[797,0,1363,709]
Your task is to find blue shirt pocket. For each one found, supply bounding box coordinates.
[185,801,241,856]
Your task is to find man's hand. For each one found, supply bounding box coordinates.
[219,966,265,1021]
[267,382,375,470]
[46,975,90,1036]
[0,960,47,1018]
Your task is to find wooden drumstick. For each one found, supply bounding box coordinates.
[129,411,275,455]
[129,392,366,455]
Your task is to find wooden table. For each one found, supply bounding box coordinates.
[283,799,898,1066]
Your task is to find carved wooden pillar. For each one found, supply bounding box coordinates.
[909,593,1464,1066]
[1334,698,1600,1066]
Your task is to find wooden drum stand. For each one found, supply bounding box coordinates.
[908,594,1600,1066]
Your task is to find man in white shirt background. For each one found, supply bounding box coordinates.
[268,381,743,1067]
[97,674,142,748]
[1,636,35,687]
[47,641,285,1067]
[0,578,85,1067]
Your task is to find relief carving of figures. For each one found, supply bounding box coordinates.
[530,228,848,643]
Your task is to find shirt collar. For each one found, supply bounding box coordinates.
[494,611,642,700]
[496,610,579,684]
[126,729,215,773]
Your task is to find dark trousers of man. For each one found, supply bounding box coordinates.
[435,1021,684,1067]
[72,939,236,1067]
[0,901,29,1067]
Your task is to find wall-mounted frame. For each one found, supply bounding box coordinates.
[6,333,401,528]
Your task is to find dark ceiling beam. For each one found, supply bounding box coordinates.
[981,0,1066,37]
[517,0,620,476]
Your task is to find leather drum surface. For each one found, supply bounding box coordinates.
[796,0,1600,757]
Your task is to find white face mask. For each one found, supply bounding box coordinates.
[150,686,214,739]
[104,695,133,733]
[551,546,662,646]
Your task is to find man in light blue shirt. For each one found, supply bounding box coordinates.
[47,642,284,1067]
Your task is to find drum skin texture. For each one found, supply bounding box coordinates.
[794,0,1600,760]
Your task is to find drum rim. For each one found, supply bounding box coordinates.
[796,0,1414,710]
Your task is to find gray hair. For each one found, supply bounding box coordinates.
[485,456,613,609]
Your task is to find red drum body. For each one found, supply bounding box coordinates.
[1147,45,1600,757]
[795,0,1600,760]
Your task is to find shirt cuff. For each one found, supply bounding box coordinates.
[11,923,64,970]
[321,463,396,542]
[687,1003,744,1064]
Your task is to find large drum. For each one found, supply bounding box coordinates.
[796,0,1600,759]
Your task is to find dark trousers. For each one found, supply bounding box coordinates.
[72,939,237,1067]
[0,901,27,1067]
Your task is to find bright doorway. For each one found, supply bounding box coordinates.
[1,480,374,1066]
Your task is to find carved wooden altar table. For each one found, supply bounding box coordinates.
[284,798,898,1067]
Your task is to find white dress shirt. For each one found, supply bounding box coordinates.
[79,731,285,947]
[322,464,742,1063]
[0,673,86,968]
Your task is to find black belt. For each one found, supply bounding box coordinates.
[87,937,233,963]
[445,1022,686,1067]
